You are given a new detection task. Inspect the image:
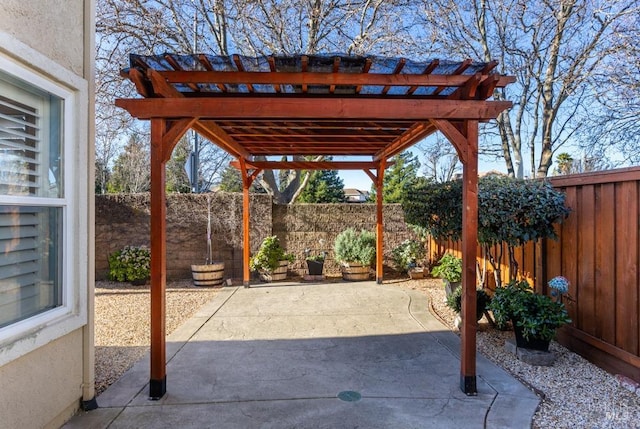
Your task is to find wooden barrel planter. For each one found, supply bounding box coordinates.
[341,262,370,281]
[259,260,289,282]
[191,262,225,287]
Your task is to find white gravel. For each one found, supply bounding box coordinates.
[95,277,640,428]
[404,278,640,429]
[94,280,220,395]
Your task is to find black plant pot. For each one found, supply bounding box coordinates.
[512,322,551,352]
[306,260,324,276]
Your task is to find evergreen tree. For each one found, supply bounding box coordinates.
[218,165,243,192]
[370,151,422,203]
[299,169,345,203]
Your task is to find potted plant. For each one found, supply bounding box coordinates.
[305,251,327,276]
[489,278,572,351]
[392,239,426,279]
[191,194,225,287]
[445,286,492,327]
[431,253,462,297]
[108,245,151,285]
[250,235,294,282]
[334,228,376,281]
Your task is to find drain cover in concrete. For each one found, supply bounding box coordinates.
[337,391,362,402]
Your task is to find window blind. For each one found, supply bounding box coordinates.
[0,94,41,196]
[0,74,62,329]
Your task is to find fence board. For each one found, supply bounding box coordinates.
[615,181,639,355]
[562,186,580,324]
[578,185,596,336]
[595,183,616,344]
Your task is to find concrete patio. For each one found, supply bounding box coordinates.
[64,281,539,428]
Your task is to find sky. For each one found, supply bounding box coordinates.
[337,153,507,191]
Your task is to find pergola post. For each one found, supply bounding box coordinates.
[149,118,168,399]
[240,158,251,288]
[147,118,194,399]
[459,120,479,395]
[375,160,386,284]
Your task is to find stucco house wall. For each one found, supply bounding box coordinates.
[0,1,94,428]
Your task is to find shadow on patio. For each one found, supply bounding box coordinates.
[65,282,538,428]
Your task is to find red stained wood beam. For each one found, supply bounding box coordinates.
[227,130,399,138]
[115,98,513,121]
[374,122,437,161]
[229,160,393,170]
[193,120,252,159]
[355,58,372,94]
[430,119,470,163]
[375,159,386,284]
[155,70,515,89]
[164,54,200,92]
[459,120,479,396]
[407,59,439,95]
[432,59,473,96]
[448,73,481,100]
[198,54,227,92]
[239,157,251,287]
[382,59,406,95]
[149,118,167,399]
[124,68,153,98]
[233,54,254,93]
[147,69,183,98]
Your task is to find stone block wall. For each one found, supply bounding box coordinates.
[272,203,419,275]
[96,193,273,280]
[96,194,420,280]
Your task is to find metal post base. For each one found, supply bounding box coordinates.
[149,376,167,400]
[460,374,477,396]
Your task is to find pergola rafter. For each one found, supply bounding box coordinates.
[115,53,514,401]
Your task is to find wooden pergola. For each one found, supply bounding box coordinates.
[115,53,514,399]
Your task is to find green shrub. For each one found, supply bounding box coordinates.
[489,280,571,340]
[446,286,492,321]
[403,177,570,286]
[334,228,376,266]
[392,239,426,272]
[431,253,462,283]
[108,245,151,283]
[250,236,294,273]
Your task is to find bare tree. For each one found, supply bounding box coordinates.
[417,137,460,182]
[582,10,640,163]
[418,0,639,177]
[97,0,417,203]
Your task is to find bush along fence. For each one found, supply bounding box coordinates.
[412,168,640,383]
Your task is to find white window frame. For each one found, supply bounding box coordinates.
[0,40,88,366]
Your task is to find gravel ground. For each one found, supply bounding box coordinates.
[95,277,640,428]
[94,280,220,395]
[399,277,640,429]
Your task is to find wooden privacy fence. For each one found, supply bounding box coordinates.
[435,167,640,382]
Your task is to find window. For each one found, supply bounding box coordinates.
[0,66,71,334]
